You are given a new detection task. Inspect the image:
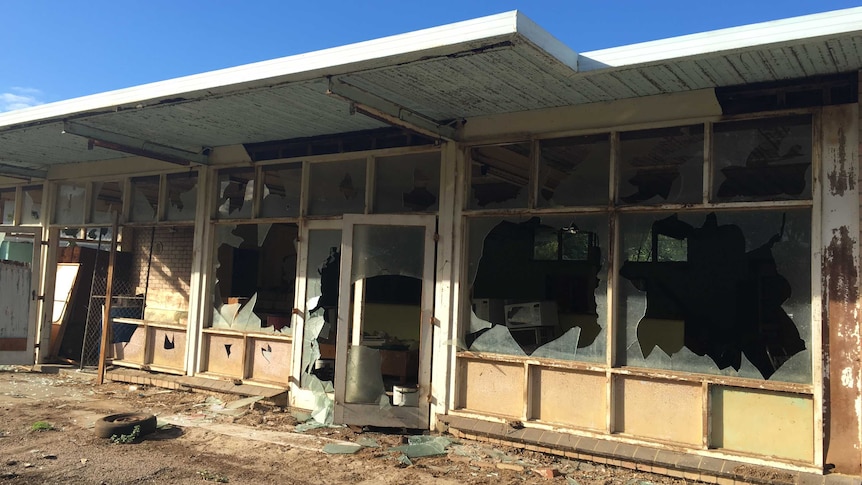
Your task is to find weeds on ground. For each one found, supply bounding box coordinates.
[198,470,229,483]
[30,421,54,431]
[110,425,141,444]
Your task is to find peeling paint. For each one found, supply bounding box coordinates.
[826,128,856,195]
[841,367,856,388]
[823,226,859,310]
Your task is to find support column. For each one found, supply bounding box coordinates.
[821,103,862,474]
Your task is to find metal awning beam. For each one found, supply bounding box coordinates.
[327,77,459,141]
[62,122,210,166]
[0,163,47,180]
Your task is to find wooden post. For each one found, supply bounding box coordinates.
[96,214,119,385]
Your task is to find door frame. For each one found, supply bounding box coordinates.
[333,214,436,428]
[0,227,42,365]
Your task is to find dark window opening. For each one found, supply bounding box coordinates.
[245,128,436,162]
[619,212,806,379]
[468,217,605,359]
[713,115,812,202]
[715,73,858,115]
[619,125,704,205]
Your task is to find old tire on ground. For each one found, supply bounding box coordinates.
[94,413,157,439]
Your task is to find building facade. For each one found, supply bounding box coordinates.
[1,8,862,480]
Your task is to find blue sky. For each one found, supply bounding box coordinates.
[1,1,860,112]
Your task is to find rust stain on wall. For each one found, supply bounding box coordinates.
[823,225,862,473]
[824,226,859,305]
[827,128,856,196]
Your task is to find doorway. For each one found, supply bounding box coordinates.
[0,228,41,365]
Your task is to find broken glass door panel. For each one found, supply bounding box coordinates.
[618,125,704,205]
[260,162,302,218]
[466,215,608,363]
[618,209,811,382]
[469,143,531,210]
[217,167,255,219]
[538,134,610,207]
[712,115,812,202]
[374,152,441,213]
[90,181,123,224]
[130,176,160,222]
[212,223,298,334]
[20,185,42,225]
[300,229,341,388]
[53,183,86,225]
[165,172,198,221]
[346,224,424,406]
[0,188,15,225]
[308,159,366,216]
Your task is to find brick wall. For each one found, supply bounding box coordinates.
[129,226,194,316]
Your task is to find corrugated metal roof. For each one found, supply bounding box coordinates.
[1,7,862,175]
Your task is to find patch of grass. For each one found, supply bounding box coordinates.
[198,470,229,483]
[109,425,141,444]
[30,421,54,431]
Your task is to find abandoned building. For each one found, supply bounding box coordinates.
[2,6,862,482]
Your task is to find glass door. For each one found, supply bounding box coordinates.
[0,228,41,365]
[333,214,436,428]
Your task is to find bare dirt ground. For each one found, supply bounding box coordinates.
[0,367,698,485]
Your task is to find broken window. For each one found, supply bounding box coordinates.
[217,167,255,219]
[374,152,441,213]
[346,224,424,406]
[53,182,86,225]
[90,181,122,224]
[466,215,608,363]
[308,159,366,216]
[712,115,812,201]
[260,162,302,218]
[20,185,42,224]
[0,188,15,225]
[469,143,531,210]
[211,223,298,334]
[165,172,198,221]
[130,176,160,222]
[619,125,704,204]
[618,209,811,382]
[538,134,610,207]
[300,229,341,389]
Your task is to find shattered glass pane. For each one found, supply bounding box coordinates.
[211,223,298,334]
[130,175,159,222]
[619,125,704,205]
[713,115,812,202]
[468,325,526,356]
[351,225,424,281]
[619,209,811,382]
[469,143,530,210]
[217,167,254,219]
[260,162,302,218]
[53,183,86,225]
[166,171,198,221]
[466,215,608,362]
[538,134,610,207]
[300,230,341,388]
[90,181,122,224]
[0,188,14,225]
[308,159,366,216]
[344,345,387,404]
[532,327,581,360]
[20,186,42,224]
[374,152,441,213]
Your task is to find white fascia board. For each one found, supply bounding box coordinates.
[1,11,553,129]
[514,12,579,71]
[579,6,862,69]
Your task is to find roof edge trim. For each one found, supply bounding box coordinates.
[1,11,535,129]
[579,6,862,69]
